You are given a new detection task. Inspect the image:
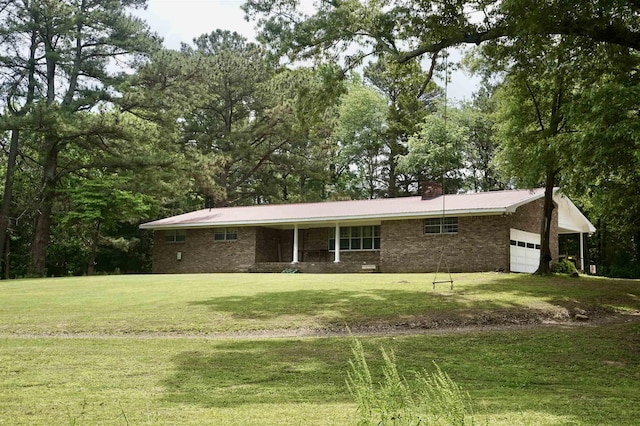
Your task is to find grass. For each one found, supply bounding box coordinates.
[1,272,638,335]
[0,273,639,425]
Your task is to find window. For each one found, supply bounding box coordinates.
[164,229,186,243]
[424,217,458,234]
[214,227,238,241]
[329,226,380,251]
[511,238,541,250]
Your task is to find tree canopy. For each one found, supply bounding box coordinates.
[243,0,640,65]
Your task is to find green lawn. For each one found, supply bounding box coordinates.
[1,273,639,425]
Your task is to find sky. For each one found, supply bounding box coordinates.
[136,0,480,101]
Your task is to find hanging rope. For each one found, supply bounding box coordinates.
[432,50,454,291]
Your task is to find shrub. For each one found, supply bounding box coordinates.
[346,337,477,425]
[600,264,640,279]
[551,259,578,275]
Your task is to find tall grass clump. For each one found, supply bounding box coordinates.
[347,337,477,425]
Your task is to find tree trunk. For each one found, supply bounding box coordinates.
[535,170,557,275]
[387,159,397,197]
[87,221,101,276]
[31,140,59,277]
[387,139,404,198]
[0,129,20,270]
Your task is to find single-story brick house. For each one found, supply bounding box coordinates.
[140,185,595,274]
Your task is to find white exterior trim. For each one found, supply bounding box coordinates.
[292,224,299,264]
[334,223,341,263]
[580,232,585,271]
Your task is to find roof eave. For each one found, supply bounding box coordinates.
[139,208,509,230]
[505,189,547,212]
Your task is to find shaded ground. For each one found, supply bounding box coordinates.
[5,306,639,340]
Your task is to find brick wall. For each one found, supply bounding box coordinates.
[379,215,509,273]
[152,227,256,273]
[300,228,330,262]
[379,198,559,273]
[255,227,284,262]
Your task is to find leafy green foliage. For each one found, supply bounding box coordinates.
[0,0,162,276]
[398,104,468,191]
[332,75,388,198]
[551,259,578,276]
[364,56,441,196]
[179,30,341,206]
[0,0,637,278]
[244,0,640,67]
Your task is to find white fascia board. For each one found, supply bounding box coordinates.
[139,208,508,230]
[504,191,547,213]
[555,193,597,234]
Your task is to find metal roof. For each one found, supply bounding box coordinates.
[139,188,585,230]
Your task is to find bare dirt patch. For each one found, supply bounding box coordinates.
[3,309,639,340]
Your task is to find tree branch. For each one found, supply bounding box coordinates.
[397,26,510,63]
[417,50,441,99]
[525,81,545,132]
[393,18,640,64]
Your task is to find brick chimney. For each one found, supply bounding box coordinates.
[421,181,443,200]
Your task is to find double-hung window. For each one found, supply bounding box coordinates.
[214,227,238,241]
[164,229,186,243]
[329,226,380,251]
[424,217,458,234]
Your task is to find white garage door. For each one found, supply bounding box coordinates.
[510,229,541,273]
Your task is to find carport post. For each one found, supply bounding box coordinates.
[334,223,341,263]
[579,232,584,272]
[292,224,299,264]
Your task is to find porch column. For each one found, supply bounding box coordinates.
[334,223,341,263]
[292,224,299,264]
[579,232,585,272]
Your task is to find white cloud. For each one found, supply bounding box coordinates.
[139,0,256,49]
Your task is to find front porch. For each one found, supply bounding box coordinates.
[254,224,381,272]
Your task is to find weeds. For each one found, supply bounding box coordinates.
[347,337,477,425]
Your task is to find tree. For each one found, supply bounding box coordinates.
[0,0,160,276]
[181,30,342,206]
[462,90,505,192]
[244,0,640,66]
[563,47,640,277]
[0,0,43,271]
[397,103,468,193]
[485,32,640,274]
[180,30,283,206]
[332,75,388,198]
[364,56,441,196]
[59,173,153,275]
[490,39,578,274]
[252,65,344,203]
